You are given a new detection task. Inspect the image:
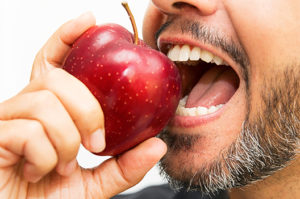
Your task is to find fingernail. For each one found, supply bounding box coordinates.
[57,159,77,176]
[89,129,105,153]
[25,172,42,183]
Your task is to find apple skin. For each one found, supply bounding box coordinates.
[63,24,181,156]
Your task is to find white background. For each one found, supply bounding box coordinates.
[0,0,166,194]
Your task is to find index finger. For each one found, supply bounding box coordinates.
[31,12,96,80]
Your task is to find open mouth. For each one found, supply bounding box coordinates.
[161,44,240,121]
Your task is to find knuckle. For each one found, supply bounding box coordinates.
[45,68,66,83]
[40,67,66,89]
[26,120,44,135]
[59,131,81,158]
[76,98,103,133]
[37,89,55,101]
[34,90,59,108]
[38,151,58,173]
[80,101,102,124]
[25,121,58,173]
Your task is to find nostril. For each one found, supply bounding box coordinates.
[173,2,197,10]
[172,1,217,16]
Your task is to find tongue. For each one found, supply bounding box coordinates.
[185,66,239,108]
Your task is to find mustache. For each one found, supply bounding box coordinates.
[155,18,250,83]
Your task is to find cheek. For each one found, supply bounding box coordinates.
[225,0,300,69]
[224,0,300,115]
[142,3,166,49]
[224,0,279,69]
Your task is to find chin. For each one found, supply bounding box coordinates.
[158,103,247,192]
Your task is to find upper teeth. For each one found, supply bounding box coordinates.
[167,44,227,65]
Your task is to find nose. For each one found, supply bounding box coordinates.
[151,0,218,16]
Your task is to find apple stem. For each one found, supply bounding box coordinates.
[122,1,139,45]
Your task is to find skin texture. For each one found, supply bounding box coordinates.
[1,1,300,199]
[0,13,167,198]
[142,0,300,198]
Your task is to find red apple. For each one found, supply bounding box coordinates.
[63,3,181,156]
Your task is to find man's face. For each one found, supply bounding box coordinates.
[143,0,300,195]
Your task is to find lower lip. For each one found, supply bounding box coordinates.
[169,106,225,128]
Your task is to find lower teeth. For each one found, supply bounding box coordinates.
[176,96,224,117]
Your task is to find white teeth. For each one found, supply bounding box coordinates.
[167,45,180,61]
[176,96,224,117]
[197,107,208,115]
[201,50,214,63]
[167,45,226,65]
[179,45,191,61]
[167,45,228,117]
[190,47,201,61]
[208,106,218,114]
[179,95,188,106]
[212,56,223,65]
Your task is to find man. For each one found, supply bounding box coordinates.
[0,0,299,199]
[142,1,300,198]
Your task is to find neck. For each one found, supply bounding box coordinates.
[229,155,300,199]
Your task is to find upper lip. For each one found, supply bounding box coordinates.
[157,36,243,82]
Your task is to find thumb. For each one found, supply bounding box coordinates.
[91,137,167,199]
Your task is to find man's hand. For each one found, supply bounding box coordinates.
[0,12,167,198]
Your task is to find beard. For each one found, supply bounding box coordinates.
[158,68,300,196]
